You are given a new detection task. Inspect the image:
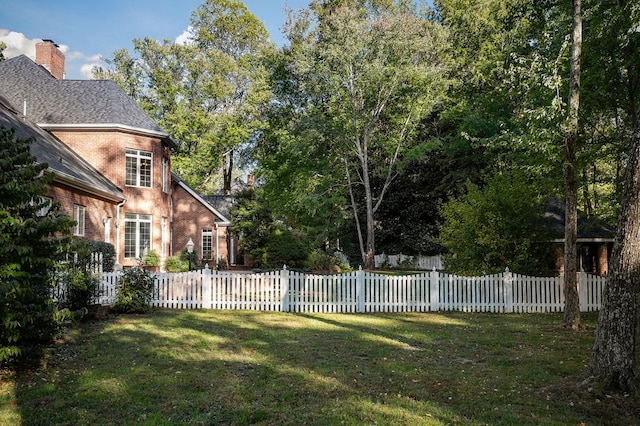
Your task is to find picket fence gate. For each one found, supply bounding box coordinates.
[92,266,605,314]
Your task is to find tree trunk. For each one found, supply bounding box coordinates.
[362,153,375,270]
[223,150,234,195]
[587,123,640,392]
[563,0,582,329]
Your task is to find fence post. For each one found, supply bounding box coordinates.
[202,265,212,309]
[280,265,289,312]
[430,267,440,311]
[504,267,514,313]
[356,266,365,313]
[578,268,587,312]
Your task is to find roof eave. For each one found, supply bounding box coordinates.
[549,238,614,243]
[52,170,126,204]
[38,123,178,148]
[172,174,230,222]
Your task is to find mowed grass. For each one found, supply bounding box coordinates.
[1,310,638,425]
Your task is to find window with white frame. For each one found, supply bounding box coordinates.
[124,213,152,259]
[202,228,213,261]
[125,149,152,188]
[162,157,169,193]
[73,204,85,236]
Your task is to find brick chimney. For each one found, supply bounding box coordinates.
[35,39,65,79]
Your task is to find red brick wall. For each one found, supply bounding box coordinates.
[171,183,229,267]
[51,128,171,267]
[46,182,118,243]
[35,40,65,80]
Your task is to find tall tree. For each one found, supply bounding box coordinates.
[562,0,582,329]
[587,0,640,393]
[279,3,448,268]
[0,126,73,363]
[588,117,640,392]
[95,0,273,194]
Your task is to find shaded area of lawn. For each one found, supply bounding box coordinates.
[1,310,638,425]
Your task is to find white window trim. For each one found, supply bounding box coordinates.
[73,204,86,236]
[124,213,152,259]
[162,157,169,193]
[125,149,153,188]
[202,228,213,261]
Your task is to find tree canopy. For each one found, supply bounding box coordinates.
[95,0,274,194]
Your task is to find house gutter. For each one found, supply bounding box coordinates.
[115,199,127,269]
[40,123,178,149]
[52,170,125,203]
[549,238,614,243]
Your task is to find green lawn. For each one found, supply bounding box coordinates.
[1,310,638,425]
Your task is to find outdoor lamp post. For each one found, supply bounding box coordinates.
[186,238,194,271]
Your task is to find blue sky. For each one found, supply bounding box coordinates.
[0,0,310,79]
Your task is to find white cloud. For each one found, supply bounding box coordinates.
[0,29,38,59]
[175,27,194,46]
[80,62,104,79]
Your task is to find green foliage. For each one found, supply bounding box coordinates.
[307,249,353,273]
[165,256,188,273]
[0,126,75,364]
[261,4,450,268]
[261,228,309,269]
[216,258,228,270]
[180,249,199,270]
[54,240,113,314]
[230,187,310,269]
[439,171,554,275]
[97,0,274,194]
[112,267,155,313]
[143,249,160,267]
[84,240,116,272]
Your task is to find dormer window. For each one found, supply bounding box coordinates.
[125,149,152,188]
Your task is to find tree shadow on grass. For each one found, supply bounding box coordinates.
[8,309,636,425]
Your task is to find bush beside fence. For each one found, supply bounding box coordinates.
[84,266,605,314]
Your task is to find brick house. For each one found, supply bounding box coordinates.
[172,173,232,268]
[0,40,232,269]
[0,94,125,242]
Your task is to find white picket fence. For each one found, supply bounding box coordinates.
[91,266,605,314]
[374,254,444,270]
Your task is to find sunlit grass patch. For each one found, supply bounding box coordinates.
[3,310,638,425]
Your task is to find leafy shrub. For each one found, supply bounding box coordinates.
[84,240,116,272]
[439,171,555,275]
[0,126,76,364]
[308,250,329,270]
[165,256,187,272]
[112,267,155,313]
[217,258,228,270]
[143,249,160,266]
[181,249,199,270]
[56,267,99,313]
[261,229,309,269]
[307,249,352,272]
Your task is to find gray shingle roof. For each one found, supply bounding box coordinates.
[0,93,125,202]
[0,55,170,139]
[203,194,235,220]
[543,198,615,241]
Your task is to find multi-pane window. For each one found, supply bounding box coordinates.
[73,204,85,236]
[202,228,213,261]
[124,213,152,259]
[162,157,169,193]
[125,149,152,188]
